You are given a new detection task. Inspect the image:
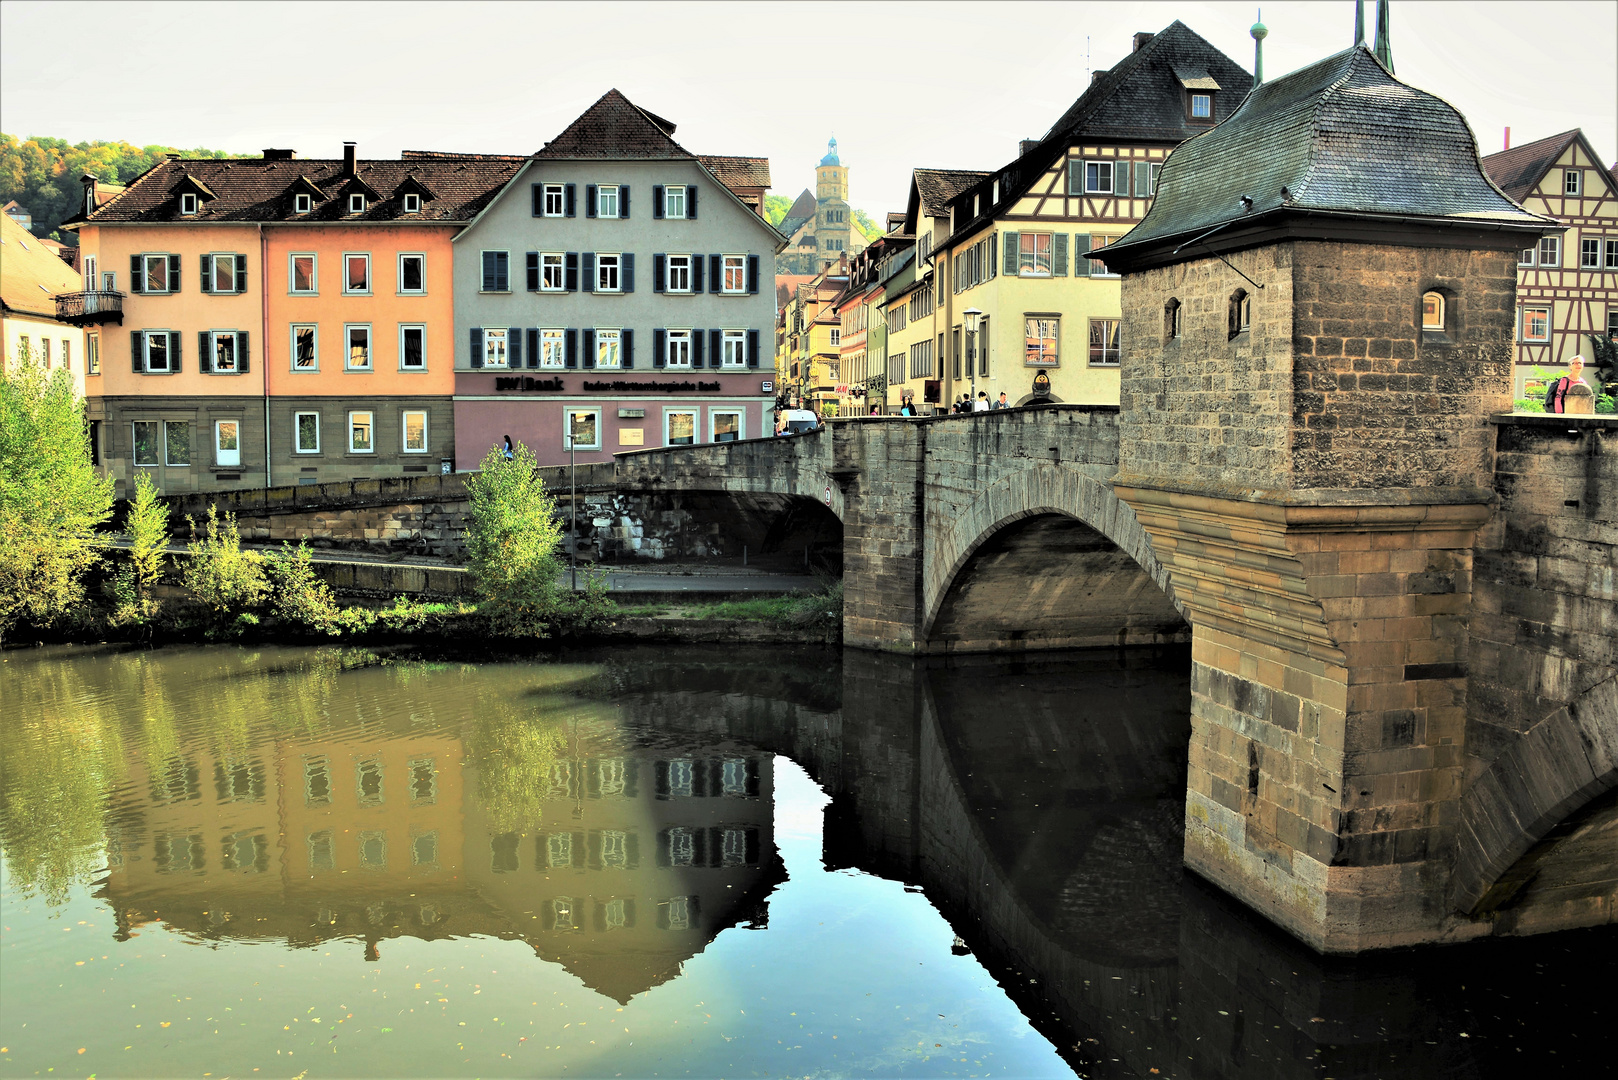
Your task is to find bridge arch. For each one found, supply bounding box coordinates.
[922,463,1188,651]
[1452,675,1618,914]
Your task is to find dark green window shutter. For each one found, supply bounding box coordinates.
[653,254,666,293]
[481,251,495,291]
[691,254,704,292]
[238,331,250,372]
[1074,234,1092,276]
[747,329,759,368]
[687,184,697,218]
[709,329,722,368]
[989,234,997,279]
[708,255,721,293]
[620,185,630,218]
[509,327,523,368]
[1113,165,1129,196]
[199,254,212,294]
[470,327,483,368]
[690,328,704,367]
[235,254,247,293]
[527,328,539,368]
[1053,233,1068,276]
[653,185,664,219]
[531,184,543,216]
[1135,161,1152,197]
[526,252,539,291]
[131,330,143,371]
[565,328,578,368]
[168,254,181,292]
[622,253,635,294]
[1003,232,1019,275]
[129,255,143,294]
[653,328,666,368]
[582,328,595,368]
[198,331,211,371]
[565,183,576,217]
[747,255,760,294]
[169,331,182,372]
[622,328,634,369]
[582,252,595,293]
[565,251,579,291]
[585,185,597,218]
[1067,160,1082,195]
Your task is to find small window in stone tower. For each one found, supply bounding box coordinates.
[1421,291,1446,331]
[1228,289,1252,338]
[1165,298,1182,341]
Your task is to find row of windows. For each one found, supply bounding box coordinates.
[469,326,759,371]
[482,251,762,295]
[122,251,423,297]
[1516,305,1618,343]
[557,405,747,452]
[186,189,419,218]
[128,407,429,466]
[529,182,699,221]
[1520,235,1618,270]
[1064,158,1161,198]
[10,333,75,371]
[130,325,428,374]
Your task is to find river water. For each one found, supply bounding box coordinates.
[1,643,1611,1079]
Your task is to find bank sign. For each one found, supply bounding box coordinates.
[490,376,724,393]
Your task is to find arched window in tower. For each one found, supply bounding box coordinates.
[1165,298,1183,341]
[1421,290,1446,331]
[1228,289,1252,338]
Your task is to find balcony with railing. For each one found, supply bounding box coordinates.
[54,290,125,326]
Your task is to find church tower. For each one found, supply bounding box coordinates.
[816,138,847,201]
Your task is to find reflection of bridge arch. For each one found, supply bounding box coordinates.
[922,464,1187,650]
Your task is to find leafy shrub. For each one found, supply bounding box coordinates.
[181,506,268,622]
[1512,398,1546,413]
[463,442,566,636]
[265,542,343,635]
[112,473,169,627]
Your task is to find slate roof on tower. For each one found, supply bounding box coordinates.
[778,188,820,236]
[535,89,693,159]
[1480,129,1582,202]
[1101,45,1556,268]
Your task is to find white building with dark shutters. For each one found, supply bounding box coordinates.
[453,90,782,467]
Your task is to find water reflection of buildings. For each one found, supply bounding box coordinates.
[99,726,781,1002]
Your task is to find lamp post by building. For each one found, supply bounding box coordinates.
[963,307,983,409]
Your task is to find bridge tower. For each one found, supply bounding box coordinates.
[1097,43,1558,950]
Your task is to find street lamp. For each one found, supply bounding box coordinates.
[963,307,983,410]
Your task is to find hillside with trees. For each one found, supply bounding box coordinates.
[0,135,243,242]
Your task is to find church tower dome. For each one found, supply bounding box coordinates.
[816,138,846,202]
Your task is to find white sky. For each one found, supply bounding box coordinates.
[2,1,1613,216]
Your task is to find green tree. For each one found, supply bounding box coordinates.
[464,442,565,636]
[765,193,793,227]
[852,208,884,241]
[265,541,344,635]
[181,505,268,622]
[0,344,114,641]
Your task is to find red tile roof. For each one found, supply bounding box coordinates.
[697,155,771,190]
[1481,129,1580,202]
[535,89,692,159]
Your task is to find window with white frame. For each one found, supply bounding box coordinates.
[1607,238,1618,270]
[291,325,318,370]
[829,327,841,346]
[722,254,746,293]
[290,253,316,294]
[398,253,425,294]
[208,253,238,293]
[1083,161,1115,194]
[344,253,370,294]
[211,331,239,372]
[349,193,366,214]
[1019,233,1053,276]
[86,333,100,375]
[348,412,373,453]
[1538,236,1561,267]
[1609,307,1618,337]
[543,184,565,217]
[721,329,746,368]
[142,254,171,293]
[664,185,687,219]
[1564,169,1583,196]
[1025,317,1059,366]
[597,185,620,218]
[1520,306,1550,342]
[180,192,198,215]
[163,421,190,466]
[597,254,621,292]
[1422,291,1446,331]
[132,421,160,466]
[398,192,420,214]
[215,419,242,467]
[399,325,426,370]
[483,327,509,368]
[1190,93,1212,118]
[1088,319,1121,366]
[667,254,691,292]
[665,329,691,368]
[294,193,312,214]
[142,330,173,373]
[1520,245,1537,266]
[566,409,601,451]
[401,410,428,453]
[346,325,371,370]
[595,327,622,369]
[541,252,565,291]
[538,328,566,369]
[712,410,742,443]
[1089,235,1119,277]
[665,409,697,446]
[295,411,320,453]
[1581,237,1602,269]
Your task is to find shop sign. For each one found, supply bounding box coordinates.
[494,375,566,392]
[1032,371,1052,397]
[580,379,723,392]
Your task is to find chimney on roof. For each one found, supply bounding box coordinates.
[1091,70,1105,85]
[165,153,180,160]
[1132,31,1154,51]
[342,142,357,176]
[1504,127,1511,151]
[1020,139,1039,156]
[263,148,296,161]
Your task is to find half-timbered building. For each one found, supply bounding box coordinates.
[1482,128,1618,397]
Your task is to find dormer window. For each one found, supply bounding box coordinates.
[180,193,198,215]
[349,194,366,214]
[1190,92,1212,119]
[403,193,421,214]
[294,193,312,214]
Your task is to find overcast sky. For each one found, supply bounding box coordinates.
[3,1,1613,215]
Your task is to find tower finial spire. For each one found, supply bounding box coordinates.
[1354,0,1367,45]
[1373,0,1394,72]
[1251,10,1268,89]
